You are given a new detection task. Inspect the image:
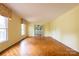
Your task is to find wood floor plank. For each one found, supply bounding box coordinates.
[0,36,79,56]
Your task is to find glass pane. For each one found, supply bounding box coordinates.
[0,15,8,28]
[34,25,44,36]
[0,29,7,43]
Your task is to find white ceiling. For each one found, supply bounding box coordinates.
[4,3,79,24]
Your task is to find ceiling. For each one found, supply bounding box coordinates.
[4,3,79,24]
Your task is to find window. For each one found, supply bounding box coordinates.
[0,15,8,43]
[21,24,25,35]
[34,25,44,36]
[21,19,26,35]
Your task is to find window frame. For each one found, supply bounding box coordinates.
[21,19,26,36]
[21,23,26,35]
[0,15,8,43]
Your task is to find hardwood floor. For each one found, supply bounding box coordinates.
[0,36,79,56]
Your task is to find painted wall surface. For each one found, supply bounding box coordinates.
[43,22,53,36]
[28,23,34,36]
[43,6,79,52]
[0,4,28,52]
